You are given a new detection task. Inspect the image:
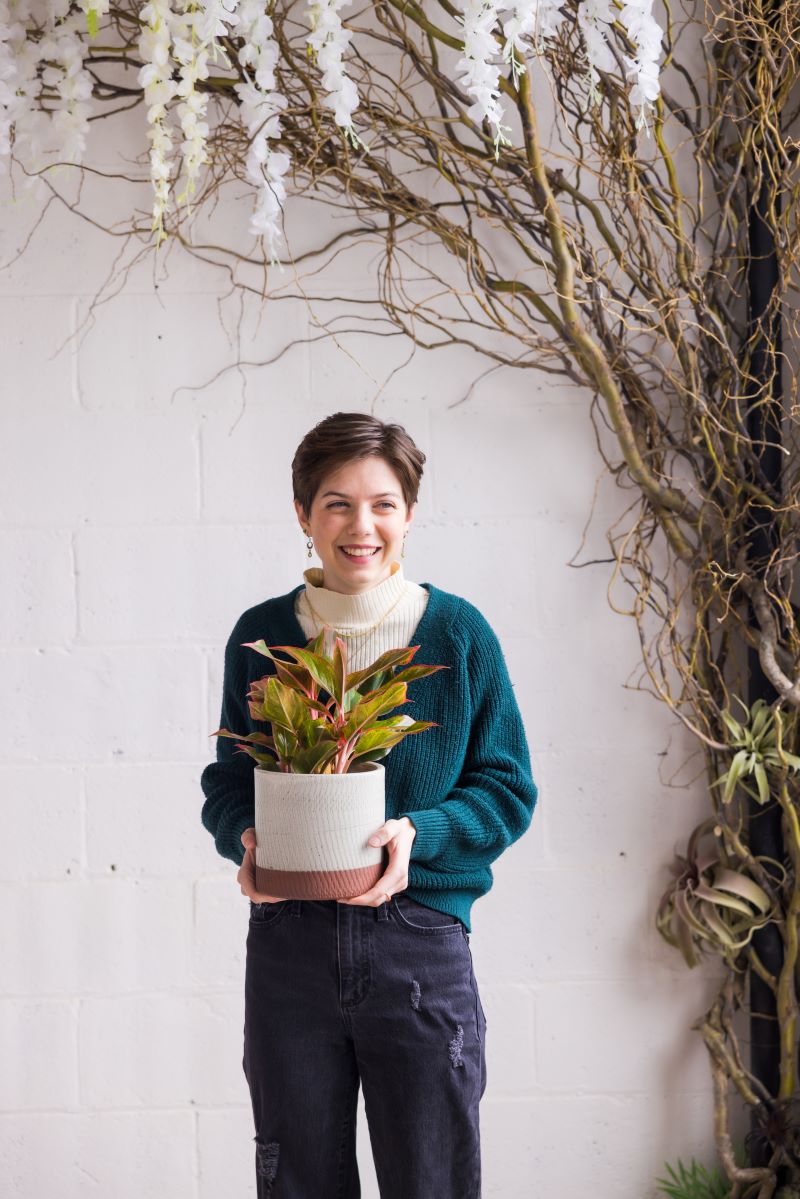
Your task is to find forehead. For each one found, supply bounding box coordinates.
[318,457,402,493]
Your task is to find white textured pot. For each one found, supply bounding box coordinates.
[253,760,386,899]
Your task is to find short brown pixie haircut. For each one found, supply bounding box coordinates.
[291,412,426,520]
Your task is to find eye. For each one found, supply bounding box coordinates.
[327,502,396,509]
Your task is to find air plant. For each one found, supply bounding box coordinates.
[656,816,779,970]
[712,698,800,807]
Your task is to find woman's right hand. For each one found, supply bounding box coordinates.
[238,828,287,903]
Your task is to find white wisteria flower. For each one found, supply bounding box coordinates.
[0,0,40,161]
[234,0,290,262]
[500,0,565,85]
[0,0,666,239]
[305,0,364,149]
[576,0,617,108]
[77,0,110,39]
[171,0,240,210]
[171,2,212,208]
[618,0,663,133]
[2,0,93,181]
[41,13,94,163]
[454,0,511,158]
[138,0,179,242]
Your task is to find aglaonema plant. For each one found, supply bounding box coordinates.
[212,629,449,774]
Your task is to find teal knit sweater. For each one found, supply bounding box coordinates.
[200,581,538,932]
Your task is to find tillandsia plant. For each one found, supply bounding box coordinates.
[655,815,781,972]
[656,697,800,972]
[212,629,449,774]
[711,698,800,808]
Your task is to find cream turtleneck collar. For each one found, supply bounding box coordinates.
[300,560,415,627]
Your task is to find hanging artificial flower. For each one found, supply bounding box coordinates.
[305,0,364,150]
[77,0,110,39]
[0,0,665,236]
[1,0,92,180]
[171,0,213,211]
[576,0,617,110]
[454,0,512,158]
[234,0,290,263]
[618,0,663,134]
[0,0,40,162]
[500,0,565,86]
[42,11,94,163]
[576,0,662,133]
[138,0,179,243]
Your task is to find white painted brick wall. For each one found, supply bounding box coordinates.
[0,142,742,1199]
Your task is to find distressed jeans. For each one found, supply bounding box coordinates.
[242,893,487,1198]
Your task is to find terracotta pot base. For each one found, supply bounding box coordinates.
[255,860,385,901]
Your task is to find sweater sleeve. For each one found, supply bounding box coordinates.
[200,615,256,868]
[397,606,538,870]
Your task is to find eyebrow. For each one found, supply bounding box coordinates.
[321,491,401,499]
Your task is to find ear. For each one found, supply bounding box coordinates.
[405,500,416,532]
[294,499,309,531]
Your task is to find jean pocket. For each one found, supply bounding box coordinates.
[248,899,291,928]
[390,894,464,935]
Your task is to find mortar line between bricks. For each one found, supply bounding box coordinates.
[192,1106,201,1199]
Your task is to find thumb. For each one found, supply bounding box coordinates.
[368,821,397,846]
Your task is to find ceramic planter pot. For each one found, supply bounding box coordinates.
[253,760,386,900]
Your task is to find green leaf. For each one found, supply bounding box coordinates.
[383,663,450,688]
[273,725,298,761]
[348,726,409,757]
[711,868,772,914]
[210,728,274,748]
[721,709,744,741]
[750,699,772,741]
[722,749,749,804]
[691,882,757,917]
[241,639,277,659]
[345,647,419,693]
[232,744,278,767]
[290,740,339,774]
[269,644,337,696]
[331,636,348,712]
[341,680,409,737]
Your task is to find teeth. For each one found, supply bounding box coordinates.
[341,547,378,557]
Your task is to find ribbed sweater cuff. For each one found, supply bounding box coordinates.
[398,807,452,863]
[225,809,254,867]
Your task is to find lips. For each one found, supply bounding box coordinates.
[339,546,380,558]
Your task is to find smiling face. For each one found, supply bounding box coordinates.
[294,455,416,594]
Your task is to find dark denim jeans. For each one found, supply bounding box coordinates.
[242,893,487,1198]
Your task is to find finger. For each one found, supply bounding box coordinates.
[340,877,404,906]
[367,820,397,847]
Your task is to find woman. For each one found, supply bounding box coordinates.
[200,411,538,1198]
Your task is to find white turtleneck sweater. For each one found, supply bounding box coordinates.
[294,559,430,668]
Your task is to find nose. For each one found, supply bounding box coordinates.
[346,505,379,535]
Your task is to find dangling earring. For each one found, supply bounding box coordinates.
[304,529,314,559]
[401,533,407,560]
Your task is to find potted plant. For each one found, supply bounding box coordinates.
[212,629,448,900]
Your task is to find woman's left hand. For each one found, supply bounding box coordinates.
[338,817,417,906]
